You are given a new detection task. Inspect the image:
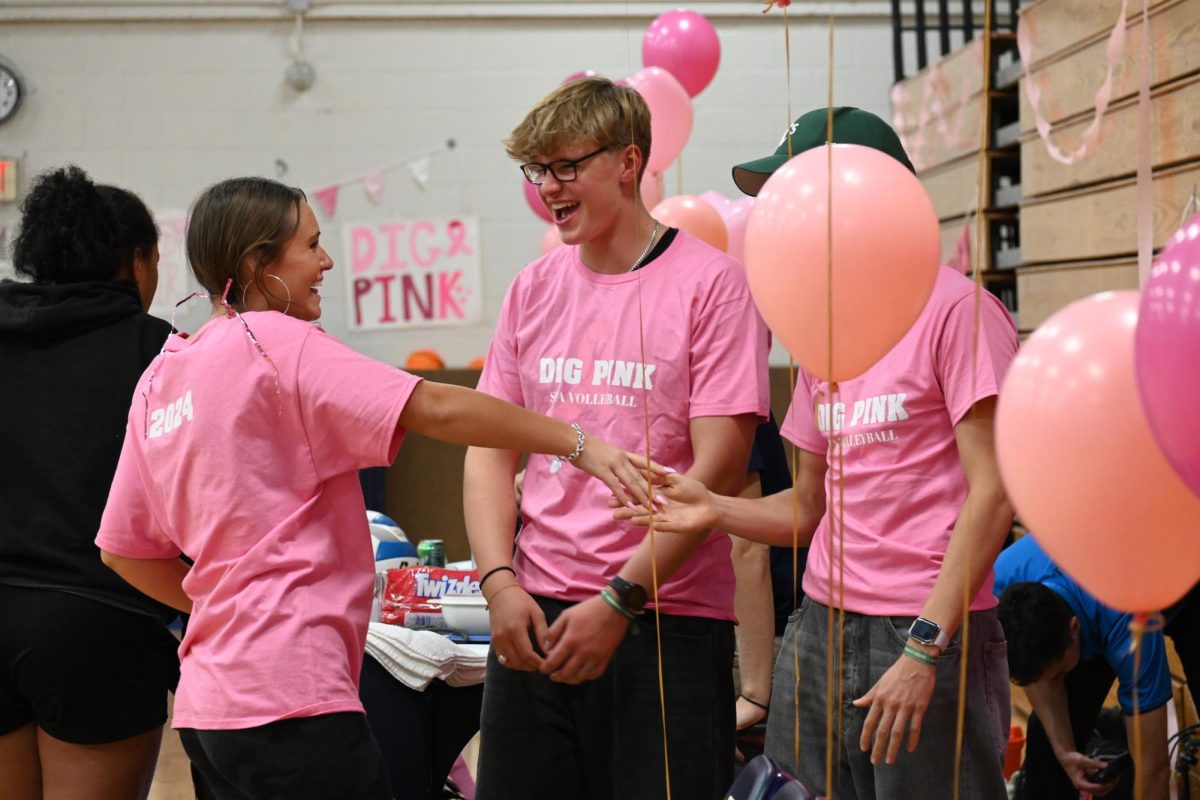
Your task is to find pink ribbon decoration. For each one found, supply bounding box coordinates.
[890,53,980,173]
[362,171,385,204]
[948,223,972,274]
[312,184,340,218]
[1017,0,1129,165]
[1135,0,1153,286]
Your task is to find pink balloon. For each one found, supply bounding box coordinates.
[562,69,598,84]
[625,67,693,175]
[640,171,664,210]
[523,180,553,224]
[642,9,721,97]
[698,190,730,212]
[1136,213,1200,498]
[540,224,563,255]
[743,144,939,381]
[996,291,1200,612]
[652,195,727,252]
[721,196,754,264]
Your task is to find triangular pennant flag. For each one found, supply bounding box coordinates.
[407,156,432,190]
[312,184,339,218]
[363,170,385,204]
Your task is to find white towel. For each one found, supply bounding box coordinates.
[365,623,490,691]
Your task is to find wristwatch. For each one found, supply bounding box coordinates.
[609,576,647,614]
[908,617,950,650]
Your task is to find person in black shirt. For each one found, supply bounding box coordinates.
[0,166,178,799]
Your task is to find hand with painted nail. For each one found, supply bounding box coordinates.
[610,471,718,534]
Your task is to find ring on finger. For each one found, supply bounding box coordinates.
[497,653,508,665]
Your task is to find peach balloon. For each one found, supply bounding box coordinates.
[652,195,728,252]
[743,144,939,381]
[540,225,563,255]
[640,171,664,210]
[625,67,693,175]
[996,291,1200,612]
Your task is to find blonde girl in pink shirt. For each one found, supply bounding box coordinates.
[96,177,652,800]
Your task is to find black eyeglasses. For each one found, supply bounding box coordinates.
[520,146,610,185]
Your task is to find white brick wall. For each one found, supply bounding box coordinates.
[0,4,896,365]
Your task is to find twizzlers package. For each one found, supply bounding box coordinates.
[379,566,480,628]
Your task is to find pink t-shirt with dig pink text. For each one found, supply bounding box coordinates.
[478,232,769,621]
[97,312,420,729]
[781,267,1019,616]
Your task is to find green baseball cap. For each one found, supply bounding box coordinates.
[731,106,915,197]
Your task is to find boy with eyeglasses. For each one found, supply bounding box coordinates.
[464,75,768,799]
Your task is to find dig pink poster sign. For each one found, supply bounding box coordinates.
[343,216,482,331]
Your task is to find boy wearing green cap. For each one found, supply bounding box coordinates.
[617,106,1019,799]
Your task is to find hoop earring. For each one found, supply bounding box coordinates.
[267,274,292,316]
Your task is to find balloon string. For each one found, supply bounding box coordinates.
[627,1,671,795]
[954,2,993,798]
[1131,614,1147,800]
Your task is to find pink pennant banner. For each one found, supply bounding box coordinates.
[1017,0,1128,166]
[312,184,340,218]
[363,171,385,204]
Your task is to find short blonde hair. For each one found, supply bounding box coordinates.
[504,76,652,180]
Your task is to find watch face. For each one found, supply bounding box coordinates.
[611,576,647,612]
[908,617,940,645]
[0,66,22,123]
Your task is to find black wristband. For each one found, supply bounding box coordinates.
[479,565,516,589]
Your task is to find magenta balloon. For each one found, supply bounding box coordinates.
[642,9,721,97]
[523,179,554,224]
[1135,212,1200,498]
[625,67,693,175]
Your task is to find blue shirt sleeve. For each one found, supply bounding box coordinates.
[1106,618,1172,714]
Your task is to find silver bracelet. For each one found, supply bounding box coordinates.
[548,423,586,474]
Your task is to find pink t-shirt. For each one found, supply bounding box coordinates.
[478,232,769,621]
[97,312,420,729]
[781,267,1018,616]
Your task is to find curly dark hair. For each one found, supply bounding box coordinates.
[12,165,158,284]
[997,581,1076,686]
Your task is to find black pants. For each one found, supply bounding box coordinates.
[180,712,392,800]
[360,653,484,800]
[475,596,736,800]
[1018,657,1118,799]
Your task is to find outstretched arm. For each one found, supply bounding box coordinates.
[401,380,652,507]
[614,446,827,548]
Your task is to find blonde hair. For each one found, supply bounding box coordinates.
[504,76,652,180]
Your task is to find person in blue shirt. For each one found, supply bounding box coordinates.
[995,534,1198,800]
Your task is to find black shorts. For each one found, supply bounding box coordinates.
[180,712,392,800]
[0,584,179,744]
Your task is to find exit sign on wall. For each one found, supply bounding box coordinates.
[0,160,16,201]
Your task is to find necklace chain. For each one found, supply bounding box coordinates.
[627,220,662,273]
